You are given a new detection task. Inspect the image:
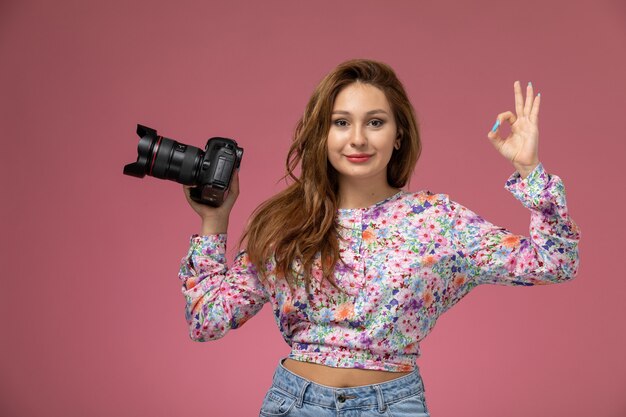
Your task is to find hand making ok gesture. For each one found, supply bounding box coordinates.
[487,80,541,179]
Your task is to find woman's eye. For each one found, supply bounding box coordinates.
[333,119,348,127]
[369,119,384,127]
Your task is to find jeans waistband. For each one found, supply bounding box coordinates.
[270,357,426,411]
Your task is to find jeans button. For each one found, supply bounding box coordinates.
[338,393,346,402]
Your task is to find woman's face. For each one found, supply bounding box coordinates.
[327,82,399,187]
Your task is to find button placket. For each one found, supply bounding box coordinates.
[339,211,364,297]
[357,209,368,288]
[357,209,365,250]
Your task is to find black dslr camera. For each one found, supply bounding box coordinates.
[123,124,243,207]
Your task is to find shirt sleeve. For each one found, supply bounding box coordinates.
[440,163,581,310]
[178,234,270,342]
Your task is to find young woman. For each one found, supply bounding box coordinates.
[179,59,580,416]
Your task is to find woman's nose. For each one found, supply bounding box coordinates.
[350,126,367,147]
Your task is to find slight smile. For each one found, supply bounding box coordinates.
[345,153,373,163]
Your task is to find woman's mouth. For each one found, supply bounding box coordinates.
[345,154,372,163]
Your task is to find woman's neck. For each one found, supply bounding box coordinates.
[336,178,401,209]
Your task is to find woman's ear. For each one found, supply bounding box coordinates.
[394,129,402,150]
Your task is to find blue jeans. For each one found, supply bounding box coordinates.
[259,358,430,416]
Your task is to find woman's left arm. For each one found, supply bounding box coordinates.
[470,80,581,285]
[445,163,581,288]
[438,81,581,310]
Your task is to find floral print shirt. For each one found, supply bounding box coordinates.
[178,163,581,372]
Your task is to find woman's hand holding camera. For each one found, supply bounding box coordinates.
[183,169,240,235]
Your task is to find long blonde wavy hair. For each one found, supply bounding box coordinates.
[240,59,422,296]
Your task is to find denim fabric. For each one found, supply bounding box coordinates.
[258,358,430,417]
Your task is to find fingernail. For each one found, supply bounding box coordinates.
[537,92,541,97]
[490,119,500,133]
[528,81,532,87]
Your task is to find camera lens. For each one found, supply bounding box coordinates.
[123,125,204,185]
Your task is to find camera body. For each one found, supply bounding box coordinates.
[123,124,243,207]
[187,136,243,206]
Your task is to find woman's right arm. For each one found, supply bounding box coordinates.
[178,235,269,342]
[179,171,270,342]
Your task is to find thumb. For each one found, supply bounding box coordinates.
[486,111,515,143]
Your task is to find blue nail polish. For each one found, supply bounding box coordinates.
[491,119,500,132]
[528,81,532,87]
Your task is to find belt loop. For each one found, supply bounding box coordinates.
[373,385,386,413]
[296,380,311,408]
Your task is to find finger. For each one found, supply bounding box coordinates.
[530,93,541,124]
[487,127,501,143]
[514,81,524,117]
[182,185,192,201]
[230,169,240,196]
[524,82,534,116]
[182,187,194,208]
[488,117,501,141]
[487,111,516,141]
[497,111,517,127]
[222,170,240,208]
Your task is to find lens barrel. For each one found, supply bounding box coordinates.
[123,124,204,185]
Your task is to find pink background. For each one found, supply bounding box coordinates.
[1,0,624,416]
